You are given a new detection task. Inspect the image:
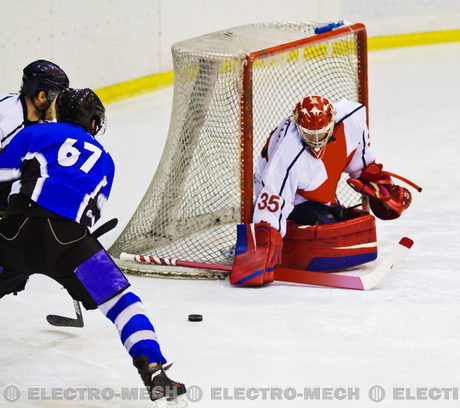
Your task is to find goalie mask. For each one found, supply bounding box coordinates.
[293,95,336,158]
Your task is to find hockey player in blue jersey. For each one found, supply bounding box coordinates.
[0,88,186,402]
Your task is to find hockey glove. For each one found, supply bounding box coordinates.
[231,222,283,286]
[347,163,412,220]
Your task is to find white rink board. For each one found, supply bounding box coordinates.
[1,1,460,93]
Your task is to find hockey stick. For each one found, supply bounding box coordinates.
[120,236,413,290]
[91,217,119,239]
[46,218,119,328]
[46,299,84,328]
[119,253,232,272]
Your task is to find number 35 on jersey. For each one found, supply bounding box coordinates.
[257,193,281,213]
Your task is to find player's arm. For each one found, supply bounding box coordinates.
[92,155,115,223]
[254,116,292,197]
[342,102,375,179]
[253,120,300,235]
[253,184,294,236]
[0,132,28,179]
[78,149,116,227]
[0,130,34,214]
[101,153,115,200]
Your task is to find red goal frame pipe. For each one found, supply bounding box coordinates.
[240,23,369,224]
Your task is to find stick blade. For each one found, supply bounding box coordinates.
[360,237,413,290]
[91,217,118,239]
[46,314,84,328]
[275,268,365,290]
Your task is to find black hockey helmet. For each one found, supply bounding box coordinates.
[20,60,69,101]
[55,88,106,136]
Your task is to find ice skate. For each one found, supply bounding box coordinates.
[134,355,186,404]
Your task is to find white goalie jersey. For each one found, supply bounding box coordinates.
[253,98,376,236]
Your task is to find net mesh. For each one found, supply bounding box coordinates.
[110,22,367,278]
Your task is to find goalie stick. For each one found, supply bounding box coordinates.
[275,237,413,290]
[46,218,118,328]
[119,236,413,290]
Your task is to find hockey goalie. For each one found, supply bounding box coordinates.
[231,95,413,286]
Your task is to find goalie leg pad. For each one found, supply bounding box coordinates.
[231,224,266,286]
[75,249,130,305]
[231,223,282,286]
[281,215,377,272]
[265,226,283,283]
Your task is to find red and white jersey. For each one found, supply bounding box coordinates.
[253,98,375,236]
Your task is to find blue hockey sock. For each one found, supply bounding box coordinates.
[99,290,166,364]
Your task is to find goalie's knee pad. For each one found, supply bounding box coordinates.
[231,223,282,286]
[75,249,130,305]
[281,214,377,272]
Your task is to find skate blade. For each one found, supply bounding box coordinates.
[154,394,187,408]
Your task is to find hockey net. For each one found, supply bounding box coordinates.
[110,21,368,279]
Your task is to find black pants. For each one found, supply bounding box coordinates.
[287,201,350,225]
[0,215,104,310]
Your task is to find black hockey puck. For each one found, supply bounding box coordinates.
[188,314,203,322]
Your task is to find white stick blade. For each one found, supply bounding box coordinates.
[361,237,413,290]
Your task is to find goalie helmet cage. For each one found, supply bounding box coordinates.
[110,21,368,279]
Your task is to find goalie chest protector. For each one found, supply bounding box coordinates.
[280,214,377,272]
[296,122,356,205]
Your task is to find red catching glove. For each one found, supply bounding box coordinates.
[230,222,283,286]
[347,163,412,220]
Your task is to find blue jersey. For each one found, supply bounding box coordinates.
[0,122,114,227]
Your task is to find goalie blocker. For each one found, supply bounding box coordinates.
[231,214,377,286]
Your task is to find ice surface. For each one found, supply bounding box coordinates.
[1,43,460,407]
